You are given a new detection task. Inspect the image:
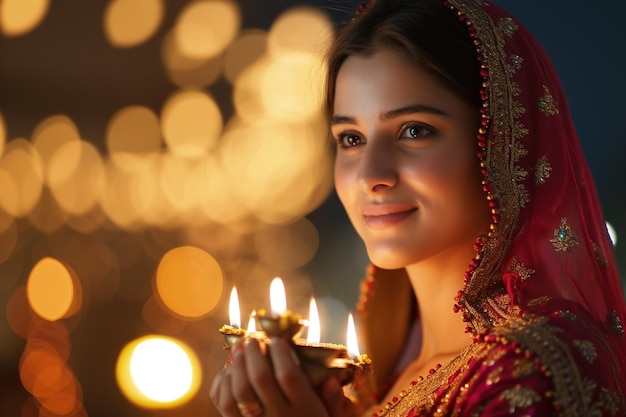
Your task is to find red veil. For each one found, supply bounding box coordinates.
[356,0,626,411]
[445,0,626,364]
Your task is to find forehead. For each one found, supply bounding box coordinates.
[333,50,457,116]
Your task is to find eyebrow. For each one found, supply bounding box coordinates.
[331,104,448,126]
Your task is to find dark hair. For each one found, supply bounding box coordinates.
[325,0,482,117]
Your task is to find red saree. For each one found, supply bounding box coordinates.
[355,1,626,416]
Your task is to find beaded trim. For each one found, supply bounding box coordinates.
[443,0,531,336]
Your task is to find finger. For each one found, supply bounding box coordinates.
[319,376,353,417]
[243,338,289,414]
[267,337,311,403]
[230,343,264,413]
[214,369,240,417]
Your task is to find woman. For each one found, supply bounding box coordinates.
[211,0,626,416]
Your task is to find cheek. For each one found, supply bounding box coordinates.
[333,160,351,204]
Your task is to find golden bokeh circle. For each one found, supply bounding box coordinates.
[26,257,78,321]
[161,90,223,158]
[173,0,241,60]
[155,246,223,318]
[0,0,50,37]
[104,0,164,47]
[116,335,202,408]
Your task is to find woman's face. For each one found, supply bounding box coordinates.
[332,50,490,270]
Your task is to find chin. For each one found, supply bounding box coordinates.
[367,248,411,271]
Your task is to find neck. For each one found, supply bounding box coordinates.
[405,247,473,361]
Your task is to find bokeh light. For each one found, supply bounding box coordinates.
[223,29,268,84]
[31,115,82,184]
[116,335,201,407]
[220,120,333,224]
[255,218,319,269]
[48,140,105,215]
[0,138,44,217]
[161,30,223,89]
[0,2,340,416]
[155,246,224,318]
[607,221,617,246]
[0,0,50,37]
[26,257,81,321]
[259,52,326,121]
[161,90,223,158]
[173,0,241,60]
[106,105,162,170]
[267,6,332,57]
[0,112,6,157]
[104,0,164,48]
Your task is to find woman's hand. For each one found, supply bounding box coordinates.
[211,337,356,417]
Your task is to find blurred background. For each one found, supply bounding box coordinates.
[0,0,624,416]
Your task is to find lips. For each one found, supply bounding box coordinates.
[361,204,417,229]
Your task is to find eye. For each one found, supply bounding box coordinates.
[335,133,363,148]
[399,123,435,141]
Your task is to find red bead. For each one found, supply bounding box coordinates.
[479,68,488,77]
[392,397,399,403]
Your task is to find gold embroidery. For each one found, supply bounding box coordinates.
[516,182,530,208]
[512,120,529,140]
[370,343,484,416]
[606,311,624,338]
[499,384,541,413]
[550,217,579,252]
[444,0,531,335]
[490,293,512,317]
[511,141,528,162]
[486,366,503,385]
[534,155,552,185]
[597,387,620,416]
[538,85,559,116]
[558,310,578,322]
[509,256,536,281]
[498,17,519,37]
[581,377,598,414]
[592,241,609,267]
[527,296,551,308]
[511,358,537,378]
[574,340,598,364]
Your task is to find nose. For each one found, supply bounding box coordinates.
[356,140,398,193]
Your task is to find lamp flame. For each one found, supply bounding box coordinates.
[347,313,360,359]
[307,298,320,344]
[247,315,256,333]
[269,277,287,315]
[229,287,241,328]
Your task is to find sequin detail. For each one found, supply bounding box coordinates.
[538,85,559,116]
[574,340,598,364]
[606,311,624,338]
[498,17,519,37]
[534,155,552,185]
[509,53,524,70]
[509,256,536,281]
[592,241,609,267]
[550,217,579,252]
